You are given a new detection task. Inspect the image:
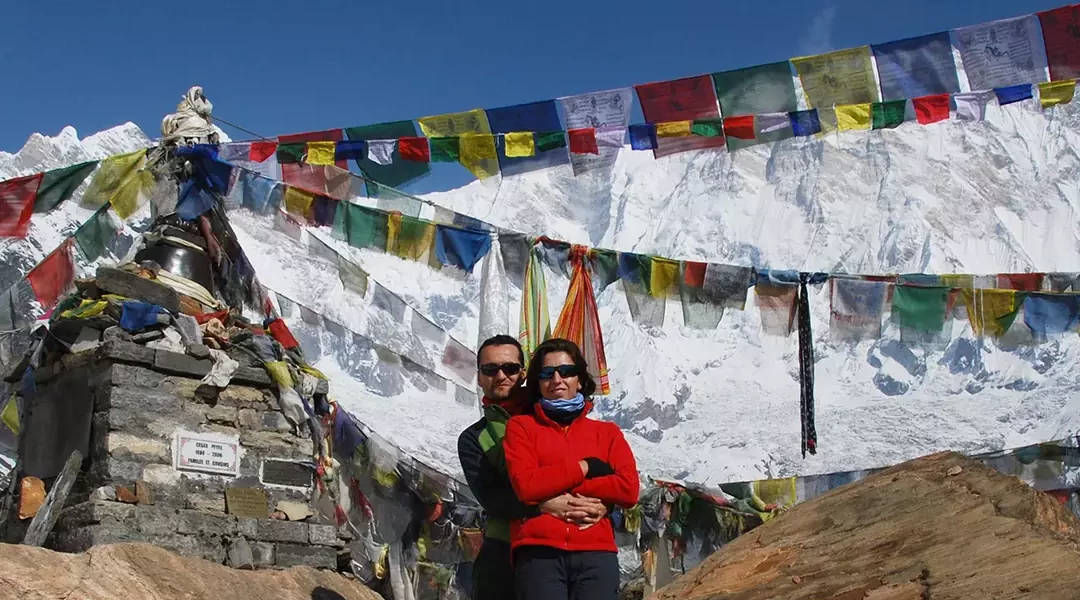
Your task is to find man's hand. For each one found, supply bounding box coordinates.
[539,494,608,528]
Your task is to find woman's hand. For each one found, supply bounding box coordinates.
[539,493,608,528]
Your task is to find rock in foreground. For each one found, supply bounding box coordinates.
[0,542,378,600]
[649,452,1080,600]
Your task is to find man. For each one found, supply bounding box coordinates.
[459,335,607,600]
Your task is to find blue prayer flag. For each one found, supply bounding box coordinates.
[176,181,217,220]
[335,140,367,161]
[995,84,1034,105]
[333,409,366,457]
[789,110,822,136]
[617,253,648,284]
[120,301,164,333]
[629,124,658,150]
[435,226,492,273]
[898,273,942,287]
[1023,294,1080,339]
[871,33,961,101]
[486,100,569,176]
[311,195,337,227]
[241,173,281,215]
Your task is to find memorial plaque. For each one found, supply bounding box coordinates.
[174,432,240,476]
[225,487,269,518]
[261,459,313,487]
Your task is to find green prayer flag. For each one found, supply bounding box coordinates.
[713,62,799,151]
[74,206,121,262]
[35,161,98,214]
[588,249,620,292]
[341,203,389,251]
[872,100,907,130]
[690,120,723,137]
[276,143,306,164]
[429,137,460,162]
[393,216,434,260]
[369,180,423,217]
[346,121,430,194]
[535,131,567,153]
[892,285,950,332]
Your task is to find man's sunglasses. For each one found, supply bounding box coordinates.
[538,365,580,380]
[479,363,522,377]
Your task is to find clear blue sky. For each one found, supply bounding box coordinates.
[0,0,1067,192]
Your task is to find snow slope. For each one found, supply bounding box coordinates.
[4,98,1080,486]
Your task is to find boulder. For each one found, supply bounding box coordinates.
[649,452,1080,600]
[0,542,378,600]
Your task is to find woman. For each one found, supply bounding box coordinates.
[503,338,639,600]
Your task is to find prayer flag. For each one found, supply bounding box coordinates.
[791,47,880,108]
[175,181,216,221]
[713,62,799,150]
[995,84,1034,106]
[755,113,792,137]
[392,216,435,261]
[789,110,822,136]
[629,125,658,150]
[723,115,756,139]
[419,109,498,179]
[371,283,406,322]
[74,206,121,262]
[519,244,551,363]
[912,94,950,125]
[835,104,872,132]
[28,241,75,309]
[997,273,1044,292]
[636,75,724,158]
[680,263,751,329]
[568,129,599,154]
[872,100,907,129]
[588,248,620,292]
[755,282,797,336]
[477,233,509,345]
[892,285,950,333]
[335,140,366,162]
[276,143,305,164]
[306,141,337,166]
[962,289,1026,337]
[82,149,153,220]
[954,15,1047,90]
[280,130,345,196]
[310,195,337,227]
[34,161,97,214]
[435,226,491,273]
[553,248,610,395]
[1038,5,1080,81]
[398,137,431,162]
[871,33,961,100]
[283,186,315,219]
[558,88,632,175]
[0,173,42,238]
[340,203,389,250]
[487,100,568,175]
[430,137,460,162]
[504,132,535,157]
[1039,80,1077,108]
[250,141,278,162]
[346,121,429,192]
[459,134,499,179]
[829,278,887,340]
[1024,293,1080,339]
[367,140,396,166]
[690,119,723,137]
[655,121,692,138]
[1,396,18,435]
[954,91,994,121]
[619,253,665,328]
[649,257,680,297]
[499,232,531,289]
[535,131,567,153]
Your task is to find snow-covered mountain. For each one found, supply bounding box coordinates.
[4,99,1080,487]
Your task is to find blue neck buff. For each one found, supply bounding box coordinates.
[540,393,585,414]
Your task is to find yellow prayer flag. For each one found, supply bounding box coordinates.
[835,103,873,132]
[283,186,315,218]
[791,47,880,109]
[1039,80,1076,109]
[306,141,337,165]
[459,134,499,179]
[83,149,154,220]
[418,109,492,138]
[386,212,403,253]
[264,361,294,388]
[504,132,535,157]
[655,121,692,138]
[1,395,18,435]
[649,257,680,297]
[961,289,1022,337]
[418,109,500,179]
[940,274,975,290]
[753,477,797,508]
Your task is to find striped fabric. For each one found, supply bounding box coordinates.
[553,246,611,395]
[518,242,551,365]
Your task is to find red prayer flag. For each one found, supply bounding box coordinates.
[398,137,431,162]
[267,318,300,349]
[249,141,278,163]
[28,240,75,309]
[0,173,42,238]
[1039,5,1080,81]
[280,130,345,192]
[568,129,599,155]
[722,115,756,140]
[635,75,725,158]
[997,273,1044,292]
[912,94,950,125]
[683,261,707,288]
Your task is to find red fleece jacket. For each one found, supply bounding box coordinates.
[503,401,639,553]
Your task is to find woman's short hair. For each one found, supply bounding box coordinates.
[525,338,597,400]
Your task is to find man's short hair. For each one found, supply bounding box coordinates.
[477,335,525,367]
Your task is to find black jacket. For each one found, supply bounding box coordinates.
[458,415,539,538]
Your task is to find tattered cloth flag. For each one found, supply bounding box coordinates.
[553,246,610,395]
[628,125,658,150]
[398,137,431,162]
[619,253,665,328]
[789,110,822,137]
[892,285,951,333]
[791,47,880,108]
[442,337,477,388]
[829,278,888,340]
[995,84,1034,106]
[997,273,1044,292]
[28,240,75,309]
[568,129,599,155]
[429,137,460,163]
[371,282,406,322]
[499,231,531,289]
[755,279,798,336]
[0,173,42,238]
[679,262,751,329]
[391,216,435,262]
[34,161,98,214]
[1039,4,1080,81]
[435,226,491,273]
[722,115,756,140]
[306,141,337,166]
[648,257,680,298]
[367,140,397,166]
[73,206,121,263]
[797,274,816,457]
[336,203,388,251]
[1023,293,1080,340]
[953,15,1046,91]
[588,248,620,293]
[955,91,995,121]
[519,244,551,363]
[559,88,632,175]
[1039,80,1077,109]
[913,94,950,125]
[962,289,1027,337]
[81,149,154,220]
[835,104,872,132]
[503,132,535,158]
[872,100,907,129]
[871,32,961,100]
[656,121,692,138]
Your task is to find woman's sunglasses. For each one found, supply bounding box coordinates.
[538,365,580,380]
[479,362,522,377]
